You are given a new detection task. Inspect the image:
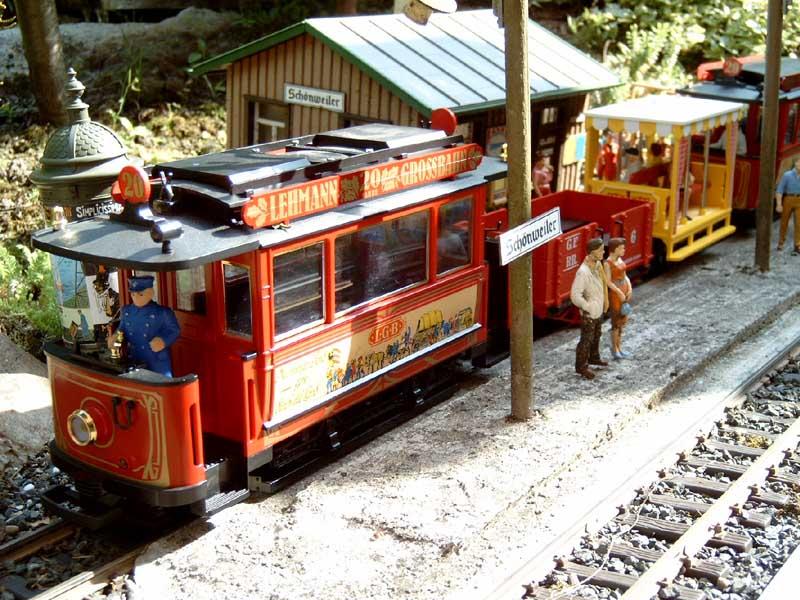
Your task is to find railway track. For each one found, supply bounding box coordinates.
[0,511,187,600]
[486,334,800,600]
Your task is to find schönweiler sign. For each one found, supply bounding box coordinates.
[499,207,562,266]
[284,83,345,113]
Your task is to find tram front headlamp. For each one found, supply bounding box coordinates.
[67,409,97,446]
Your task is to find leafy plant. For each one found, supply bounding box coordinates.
[105,42,144,125]
[569,0,800,98]
[0,244,61,353]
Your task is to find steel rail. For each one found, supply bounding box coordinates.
[481,332,800,600]
[623,406,800,598]
[31,546,142,600]
[0,520,76,563]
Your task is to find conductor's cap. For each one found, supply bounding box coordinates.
[128,275,155,292]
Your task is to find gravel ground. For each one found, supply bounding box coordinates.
[129,218,800,600]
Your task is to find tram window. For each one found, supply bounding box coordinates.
[176,266,206,314]
[132,270,159,302]
[335,212,428,313]
[273,243,324,337]
[223,263,252,337]
[437,198,472,274]
[788,103,799,145]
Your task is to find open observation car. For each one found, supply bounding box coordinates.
[584,95,746,263]
[682,56,800,212]
[33,123,502,521]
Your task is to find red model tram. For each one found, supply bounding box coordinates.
[33,121,653,523]
[682,55,800,213]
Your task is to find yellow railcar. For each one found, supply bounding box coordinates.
[583,95,747,263]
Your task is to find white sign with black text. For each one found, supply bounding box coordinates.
[284,83,345,113]
[499,207,562,266]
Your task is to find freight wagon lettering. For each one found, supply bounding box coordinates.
[566,254,578,270]
[369,318,405,346]
[565,234,580,251]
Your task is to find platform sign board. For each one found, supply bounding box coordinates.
[499,207,562,266]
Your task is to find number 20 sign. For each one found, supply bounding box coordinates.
[117,165,151,204]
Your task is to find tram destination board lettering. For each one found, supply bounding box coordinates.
[499,207,562,266]
[284,83,345,113]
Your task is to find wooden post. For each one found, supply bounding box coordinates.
[504,0,534,419]
[755,0,783,271]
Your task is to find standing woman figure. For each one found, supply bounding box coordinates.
[604,237,632,359]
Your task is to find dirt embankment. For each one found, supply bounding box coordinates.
[0,8,255,239]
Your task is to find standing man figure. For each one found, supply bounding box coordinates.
[775,157,800,253]
[570,238,609,380]
[109,275,180,377]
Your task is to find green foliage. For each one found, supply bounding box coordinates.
[569,0,800,98]
[234,1,331,32]
[0,244,61,349]
[105,42,144,125]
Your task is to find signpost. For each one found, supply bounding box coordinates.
[499,208,562,266]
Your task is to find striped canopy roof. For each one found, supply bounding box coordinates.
[584,95,747,139]
[190,10,620,116]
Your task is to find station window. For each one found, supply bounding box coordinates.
[248,99,289,144]
[175,266,206,314]
[223,263,252,337]
[273,243,324,337]
[541,107,558,126]
[335,212,428,313]
[437,198,472,275]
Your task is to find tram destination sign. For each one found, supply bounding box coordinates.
[499,207,562,266]
[242,144,482,229]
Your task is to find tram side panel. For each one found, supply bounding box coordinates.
[250,192,489,459]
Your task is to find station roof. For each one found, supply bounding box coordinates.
[189,10,620,116]
[584,94,747,138]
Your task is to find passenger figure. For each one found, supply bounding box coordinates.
[596,134,618,181]
[570,238,609,380]
[604,238,633,360]
[108,275,180,377]
[775,157,800,253]
[621,148,644,183]
[533,155,553,197]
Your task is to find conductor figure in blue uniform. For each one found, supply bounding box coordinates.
[108,275,180,377]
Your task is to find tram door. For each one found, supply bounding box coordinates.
[212,252,265,455]
[169,263,216,434]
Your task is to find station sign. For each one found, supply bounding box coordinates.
[284,83,345,113]
[499,207,562,266]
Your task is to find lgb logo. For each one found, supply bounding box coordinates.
[369,317,406,346]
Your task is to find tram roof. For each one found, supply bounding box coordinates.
[584,94,747,138]
[32,157,508,272]
[188,10,620,115]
